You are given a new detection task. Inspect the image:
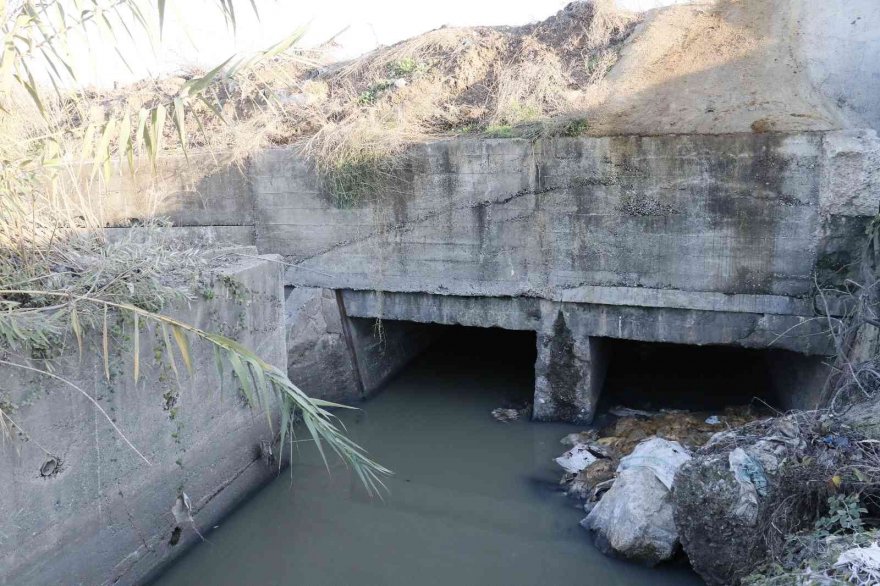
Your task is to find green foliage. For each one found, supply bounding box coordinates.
[386,57,426,78]
[557,117,589,137]
[814,494,867,536]
[357,80,396,106]
[319,157,395,207]
[484,124,517,138]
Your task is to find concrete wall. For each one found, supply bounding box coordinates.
[91,131,880,421]
[285,286,361,403]
[97,133,879,327]
[347,317,438,396]
[0,255,286,586]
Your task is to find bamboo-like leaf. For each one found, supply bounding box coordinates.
[170,324,192,375]
[69,304,83,359]
[212,343,224,392]
[102,306,110,381]
[160,324,180,383]
[157,0,167,38]
[13,72,44,117]
[133,312,140,383]
[179,57,232,98]
[135,107,148,160]
[91,117,116,180]
[151,103,166,161]
[172,97,187,159]
[228,350,254,405]
[0,289,391,494]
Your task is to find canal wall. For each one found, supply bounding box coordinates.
[0,254,286,586]
[93,130,880,421]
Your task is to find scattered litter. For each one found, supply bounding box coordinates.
[566,459,616,499]
[561,430,599,447]
[610,406,658,418]
[835,542,880,584]
[822,434,852,449]
[172,492,206,541]
[705,415,721,425]
[729,447,768,526]
[617,437,691,490]
[491,408,520,422]
[555,444,599,474]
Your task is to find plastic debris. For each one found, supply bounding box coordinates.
[835,542,880,584]
[560,430,599,447]
[617,437,691,490]
[822,434,852,449]
[705,415,721,425]
[556,444,599,474]
[491,408,519,422]
[728,448,768,526]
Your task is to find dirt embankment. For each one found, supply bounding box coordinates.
[585,0,851,135]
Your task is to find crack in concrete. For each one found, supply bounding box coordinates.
[290,183,562,266]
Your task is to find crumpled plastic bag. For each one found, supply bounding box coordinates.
[835,542,880,585]
[728,447,768,526]
[617,437,691,490]
[556,444,599,474]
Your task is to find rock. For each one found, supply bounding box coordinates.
[560,430,599,447]
[567,459,616,499]
[581,437,691,566]
[673,451,771,585]
[581,466,680,566]
[672,412,846,585]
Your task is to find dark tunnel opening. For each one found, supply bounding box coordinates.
[598,339,783,413]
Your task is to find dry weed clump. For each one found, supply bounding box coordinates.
[53,1,640,204]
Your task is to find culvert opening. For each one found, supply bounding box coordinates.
[599,339,782,413]
[358,321,538,407]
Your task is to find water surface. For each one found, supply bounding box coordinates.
[155,328,701,586]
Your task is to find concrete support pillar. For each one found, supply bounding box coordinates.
[533,311,608,423]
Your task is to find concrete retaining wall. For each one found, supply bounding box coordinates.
[0,255,286,586]
[90,131,880,421]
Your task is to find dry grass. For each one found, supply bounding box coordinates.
[43,1,640,204]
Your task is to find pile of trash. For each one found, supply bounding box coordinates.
[553,405,762,566]
[555,399,880,582]
[555,405,757,503]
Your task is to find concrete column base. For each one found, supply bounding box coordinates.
[533,311,608,423]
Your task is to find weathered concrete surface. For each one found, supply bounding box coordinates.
[348,317,438,396]
[341,290,835,356]
[534,313,607,423]
[285,286,361,404]
[259,132,877,304]
[796,0,880,133]
[0,255,286,586]
[94,131,880,420]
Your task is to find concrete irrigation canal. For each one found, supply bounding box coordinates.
[3,0,880,584]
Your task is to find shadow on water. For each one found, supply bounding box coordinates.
[152,327,702,586]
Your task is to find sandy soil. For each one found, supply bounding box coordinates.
[582,0,852,135]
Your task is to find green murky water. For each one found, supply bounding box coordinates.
[153,329,701,586]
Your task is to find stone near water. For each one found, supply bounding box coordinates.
[581,437,691,565]
[581,466,680,566]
